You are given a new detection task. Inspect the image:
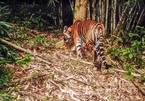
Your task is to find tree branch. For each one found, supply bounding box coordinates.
[0,38,52,65]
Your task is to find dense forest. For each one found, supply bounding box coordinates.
[0,0,145,100]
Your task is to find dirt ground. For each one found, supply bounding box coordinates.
[7,33,145,101]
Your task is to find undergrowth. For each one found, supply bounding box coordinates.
[109,26,145,82]
[0,5,32,100]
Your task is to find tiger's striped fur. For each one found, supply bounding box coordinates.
[63,20,111,70]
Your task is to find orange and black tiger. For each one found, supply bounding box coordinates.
[63,20,111,70]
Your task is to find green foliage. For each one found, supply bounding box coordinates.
[123,63,136,81]
[109,26,145,81]
[0,20,31,101]
[15,55,31,68]
[21,14,47,31]
[141,75,145,84]
[0,21,12,37]
[0,5,12,36]
[0,92,12,101]
[0,2,61,32]
[9,25,28,40]
[0,5,11,21]
[0,66,13,101]
[29,34,46,45]
[0,44,17,64]
[8,4,58,31]
[0,66,12,89]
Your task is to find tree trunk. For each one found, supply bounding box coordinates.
[73,0,88,22]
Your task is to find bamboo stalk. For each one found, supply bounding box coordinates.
[122,0,125,16]
[91,0,96,20]
[110,0,114,34]
[113,0,116,30]
[105,0,109,33]
[136,7,145,26]
[96,1,100,21]
[126,5,137,32]
[131,3,141,32]
[68,0,74,11]
[99,0,102,22]
[59,0,63,30]
[101,0,105,24]
[86,2,90,19]
[118,0,121,22]
[113,6,129,36]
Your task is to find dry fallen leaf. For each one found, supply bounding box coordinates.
[55,40,64,48]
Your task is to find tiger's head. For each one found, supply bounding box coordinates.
[63,26,72,43]
[63,26,74,49]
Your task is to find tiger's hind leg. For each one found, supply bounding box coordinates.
[102,56,111,70]
[93,50,102,71]
[98,43,111,70]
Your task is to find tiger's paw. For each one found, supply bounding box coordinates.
[105,64,112,70]
[94,61,101,71]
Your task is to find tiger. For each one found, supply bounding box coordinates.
[63,20,111,70]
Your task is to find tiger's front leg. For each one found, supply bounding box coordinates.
[76,37,83,59]
[69,45,83,59]
[69,45,76,57]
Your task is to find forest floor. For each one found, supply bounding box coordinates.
[6,30,145,101]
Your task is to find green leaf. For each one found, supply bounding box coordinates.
[129,33,139,38]
[141,75,145,84]
[136,26,144,30]
[123,72,134,81]
[131,41,141,47]
[129,53,133,59]
[15,55,31,68]
[141,30,145,35]
[51,74,55,80]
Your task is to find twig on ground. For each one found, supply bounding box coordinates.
[50,79,80,101]
[56,51,94,66]
[55,51,145,96]
[114,69,141,77]
[132,81,145,96]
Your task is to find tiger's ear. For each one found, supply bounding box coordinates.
[63,26,68,33]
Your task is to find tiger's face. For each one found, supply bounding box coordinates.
[63,26,72,43]
[63,26,74,49]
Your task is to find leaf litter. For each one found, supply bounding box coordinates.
[8,31,145,101]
